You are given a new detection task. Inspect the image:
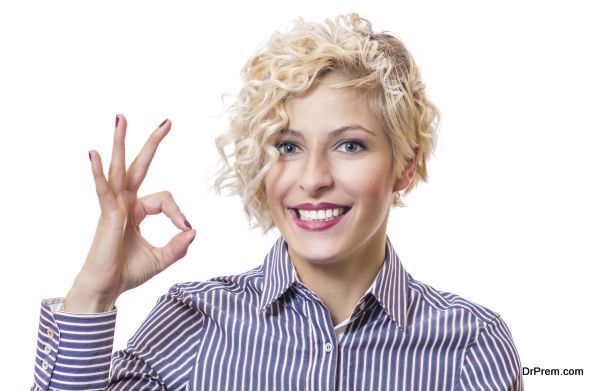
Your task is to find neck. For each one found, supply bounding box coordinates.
[289,227,387,326]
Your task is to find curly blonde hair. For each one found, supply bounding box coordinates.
[214,13,439,233]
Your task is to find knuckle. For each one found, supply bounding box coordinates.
[95,184,111,197]
[150,130,162,142]
[146,137,157,149]
[128,171,142,186]
[161,190,174,200]
[179,249,188,260]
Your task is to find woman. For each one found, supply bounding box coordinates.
[31,14,522,390]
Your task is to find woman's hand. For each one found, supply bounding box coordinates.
[64,115,196,313]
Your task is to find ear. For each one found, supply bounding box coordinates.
[393,149,418,192]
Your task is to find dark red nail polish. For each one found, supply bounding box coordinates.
[159,119,168,127]
[184,219,192,229]
[115,115,119,127]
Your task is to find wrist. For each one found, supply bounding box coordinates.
[64,283,118,314]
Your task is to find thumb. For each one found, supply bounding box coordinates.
[155,229,196,271]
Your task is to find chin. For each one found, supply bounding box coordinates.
[288,235,348,264]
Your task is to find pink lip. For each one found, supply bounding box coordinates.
[291,202,349,210]
[288,207,350,231]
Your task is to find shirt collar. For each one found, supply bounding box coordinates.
[258,235,409,331]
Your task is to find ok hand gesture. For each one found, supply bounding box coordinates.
[64,115,196,313]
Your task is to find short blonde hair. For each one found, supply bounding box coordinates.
[214,13,439,233]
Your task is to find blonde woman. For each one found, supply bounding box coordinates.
[31,14,522,390]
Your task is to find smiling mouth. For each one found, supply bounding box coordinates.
[289,207,351,222]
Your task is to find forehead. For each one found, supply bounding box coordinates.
[283,72,382,136]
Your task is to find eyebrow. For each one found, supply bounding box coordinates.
[280,125,375,139]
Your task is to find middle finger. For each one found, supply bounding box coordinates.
[108,114,127,194]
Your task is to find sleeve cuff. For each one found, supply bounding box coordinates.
[33,297,117,390]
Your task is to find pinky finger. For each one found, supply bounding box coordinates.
[88,150,118,214]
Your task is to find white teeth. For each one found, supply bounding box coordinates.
[297,207,347,222]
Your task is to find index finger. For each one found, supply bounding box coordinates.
[125,118,170,192]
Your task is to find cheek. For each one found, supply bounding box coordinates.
[359,176,392,206]
[337,160,394,206]
[264,163,296,207]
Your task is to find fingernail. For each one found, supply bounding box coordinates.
[88,151,91,161]
[115,115,120,127]
[159,119,168,127]
[184,219,192,229]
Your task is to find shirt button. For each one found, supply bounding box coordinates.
[324,342,333,352]
[46,327,54,338]
[41,360,49,370]
[44,344,52,354]
[360,303,366,311]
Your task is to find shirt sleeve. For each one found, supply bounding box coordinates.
[31,297,119,390]
[458,316,524,391]
[32,284,205,391]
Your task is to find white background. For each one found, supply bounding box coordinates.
[1,0,598,389]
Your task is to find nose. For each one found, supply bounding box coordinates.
[298,151,333,195]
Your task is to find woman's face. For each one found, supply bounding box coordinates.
[264,71,413,266]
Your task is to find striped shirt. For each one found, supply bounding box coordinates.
[32,235,523,390]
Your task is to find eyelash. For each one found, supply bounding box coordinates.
[275,139,367,156]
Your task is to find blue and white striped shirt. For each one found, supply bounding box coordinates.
[32,235,523,390]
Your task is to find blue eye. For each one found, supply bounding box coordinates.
[276,142,299,155]
[337,140,366,153]
[275,140,366,156]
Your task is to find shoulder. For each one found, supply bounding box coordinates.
[405,275,526,389]
[406,273,502,327]
[408,275,521,376]
[406,273,522,384]
[166,265,265,314]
